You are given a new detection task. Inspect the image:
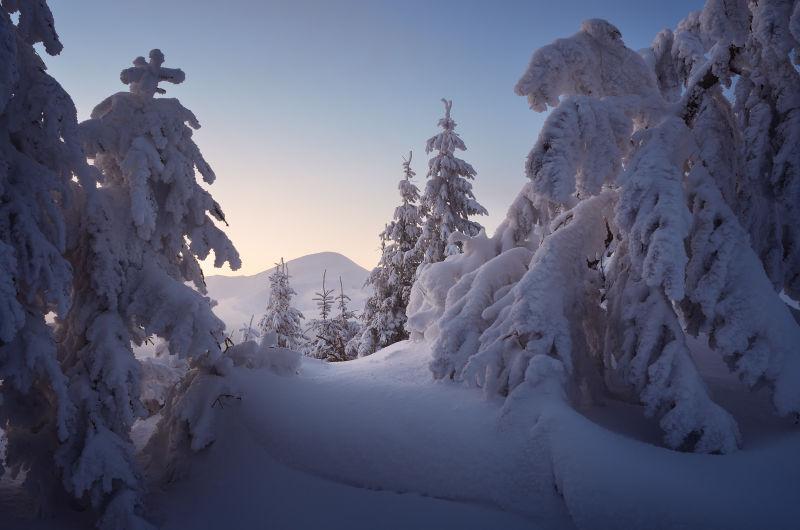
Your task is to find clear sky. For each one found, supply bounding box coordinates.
[45,0,701,275]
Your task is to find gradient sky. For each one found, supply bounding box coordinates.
[45,0,701,275]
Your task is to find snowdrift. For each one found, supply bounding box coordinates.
[143,341,797,530]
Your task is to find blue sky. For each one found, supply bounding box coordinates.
[45,0,702,274]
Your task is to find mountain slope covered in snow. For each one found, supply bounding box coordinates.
[205,252,370,337]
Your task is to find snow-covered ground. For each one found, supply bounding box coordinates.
[205,252,370,337]
[4,339,798,529]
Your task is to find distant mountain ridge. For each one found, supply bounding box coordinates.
[206,252,371,337]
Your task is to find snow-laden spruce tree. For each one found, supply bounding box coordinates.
[55,49,240,528]
[307,271,358,362]
[415,99,487,265]
[408,5,800,454]
[0,0,93,512]
[350,152,422,356]
[259,258,306,349]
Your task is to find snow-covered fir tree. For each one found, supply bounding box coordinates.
[350,152,422,356]
[259,258,306,350]
[55,49,240,528]
[407,6,800,455]
[414,99,487,265]
[0,0,87,511]
[307,271,358,362]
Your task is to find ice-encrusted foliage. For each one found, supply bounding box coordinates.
[682,163,800,416]
[526,96,631,204]
[415,99,487,265]
[514,19,661,112]
[428,243,533,383]
[604,240,741,454]
[410,5,800,454]
[684,0,800,299]
[55,50,239,528]
[615,117,693,302]
[259,259,306,350]
[459,193,612,398]
[351,152,422,357]
[0,0,83,511]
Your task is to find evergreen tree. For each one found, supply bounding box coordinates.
[259,258,306,349]
[415,99,487,265]
[58,49,240,527]
[408,10,800,454]
[0,0,88,512]
[307,271,358,362]
[306,270,340,361]
[350,152,422,356]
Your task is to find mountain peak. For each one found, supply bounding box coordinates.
[204,251,370,332]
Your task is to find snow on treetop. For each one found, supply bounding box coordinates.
[4,0,63,54]
[514,18,659,112]
[120,49,186,98]
[438,98,455,130]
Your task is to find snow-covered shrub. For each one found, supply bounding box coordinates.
[410,6,800,453]
[407,230,507,343]
[143,357,235,485]
[228,339,301,375]
[140,356,189,416]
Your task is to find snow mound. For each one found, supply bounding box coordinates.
[227,340,301,376]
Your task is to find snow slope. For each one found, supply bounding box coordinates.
[4,339,797,529]
[147,340,797,530]
[205,252,370,336]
